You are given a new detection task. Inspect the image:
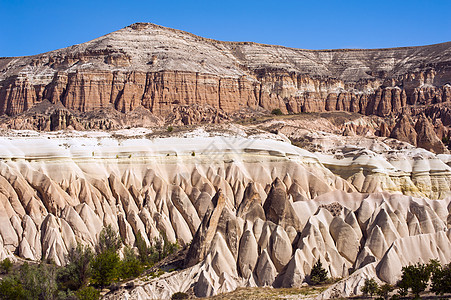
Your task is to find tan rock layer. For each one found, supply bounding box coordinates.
[1,70,451,120]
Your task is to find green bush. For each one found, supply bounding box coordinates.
[171,291,189,299]
[376,283,394,300]
[136,231,179,266]
[118,247,143,279]
[271,108,283,115]
[361,278,379,298]
[91,250,120,288]
[0,276,26,300]
[76,286,100,300]
[308,260,328,285]
[57,243,94,291]
[431,262,451,295]
[23,263,59,300]
[0,258,13,274]
[149,268,165,279]
[167,126,174,132]
[96,225,121,255]
[397,262,432,298]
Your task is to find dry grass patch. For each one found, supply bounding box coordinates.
[207,285,329,299]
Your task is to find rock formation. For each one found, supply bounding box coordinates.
[1,23,451,299]
[0,128,448,299]
[1,23,451,154]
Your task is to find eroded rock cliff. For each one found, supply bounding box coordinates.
[0,127,449,299]
[1,23,451,131]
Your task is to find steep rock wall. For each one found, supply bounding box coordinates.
[1,23,451,123]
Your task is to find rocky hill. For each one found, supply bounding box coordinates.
[1,23,451,146]
[1,24,451,299]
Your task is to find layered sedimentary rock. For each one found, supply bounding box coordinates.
[0,129,353,264]
[1,23,451,128]
[1,24,451,298]
[0,128,449,299]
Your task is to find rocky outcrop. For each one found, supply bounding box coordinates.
[390,114,417,145]
[415,114,447,153]
[0,129,449,299]
[1,24,451,132]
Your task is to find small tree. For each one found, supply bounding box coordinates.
[96,225,122,255]
[431,262,451,295]
[154,236,163,261]
[92,225,122,288]
[57,243,94,291]
[308,260,328,285]
[118,247,142,279]
[0,258,13,274]
[376,283,394,300]
[91,250,120,288]
[162,231,179,257]
[361,278,379,298]
[136,231,151,264]
[397,263,431,299]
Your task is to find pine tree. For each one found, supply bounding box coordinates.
[309,260,328,285]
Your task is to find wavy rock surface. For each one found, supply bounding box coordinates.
[0,128,449,299]
[0,129,353,264]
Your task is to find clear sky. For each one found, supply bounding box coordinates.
[1,0,450,57]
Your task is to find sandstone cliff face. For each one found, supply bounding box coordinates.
[1,23,451,125]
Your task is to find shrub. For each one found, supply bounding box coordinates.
[361,278,379,298]
[19,262,58,300]
[149,268,165,279]
[136,231,179,265]
[119,247,143,279]
[397,262,432,298]
[271,108,283,115]
[171,291,189,299]
[96,225,121,255]
[91,250,120,288]
[308,260,328,285]
[376,283,394,300]
[0,258,13,274]
[57,243,94,291]
[167,126,174,132]
[0,276,26,300]
[76,286,100,300]
[431,262,451,295]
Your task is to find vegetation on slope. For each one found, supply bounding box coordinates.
[0,225,179,300]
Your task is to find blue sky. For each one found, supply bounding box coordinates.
[1,0,450,57]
